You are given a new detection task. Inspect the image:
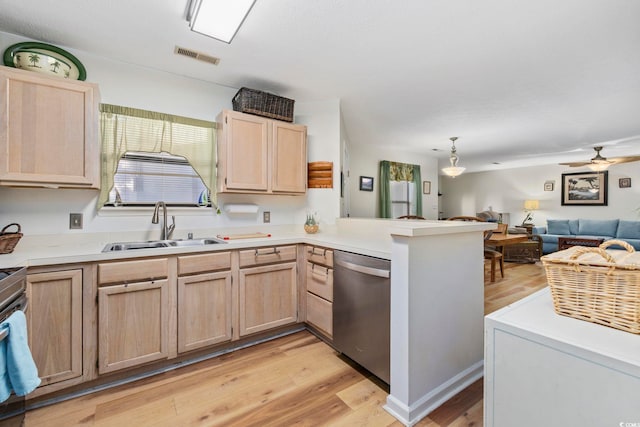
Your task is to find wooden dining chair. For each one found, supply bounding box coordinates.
[447,216,504,282]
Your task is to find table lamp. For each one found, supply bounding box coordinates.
[522,200,539,225]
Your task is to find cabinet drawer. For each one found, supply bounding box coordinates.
[306,245,333,267]
[178,251,231,275]
[239,245,297,267]
[306,262,333,302]
[306,292,332,337]
[98,258,168,285]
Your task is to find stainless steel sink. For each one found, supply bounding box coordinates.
[102,237,226,252]
[168,238,226,247]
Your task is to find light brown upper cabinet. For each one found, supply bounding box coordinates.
[0,66,100,189]
[217,109,307,194]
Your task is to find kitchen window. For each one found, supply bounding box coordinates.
[98,104,217,209]
[106,152,210,207]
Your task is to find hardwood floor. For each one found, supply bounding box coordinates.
[24,261,548,427]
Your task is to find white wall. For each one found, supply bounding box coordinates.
[295,99,342,226]
[0,31,342,237]
[440,162,640,226]
[347,145,440,219]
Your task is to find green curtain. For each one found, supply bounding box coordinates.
[412,164,423,217]
[98,104,217,209]
[378,160,423,218]
[379,161,392,218]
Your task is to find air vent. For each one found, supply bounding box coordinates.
[174,46,220,65]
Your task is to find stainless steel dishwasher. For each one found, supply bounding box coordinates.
[333,250,391,384]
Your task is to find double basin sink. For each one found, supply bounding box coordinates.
[102,237,227,252]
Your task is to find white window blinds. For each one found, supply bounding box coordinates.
[108,152,209,206]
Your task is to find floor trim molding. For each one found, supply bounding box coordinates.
[384,360,484,426]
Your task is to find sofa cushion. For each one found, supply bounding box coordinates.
[619,239,640,251]
[568,219,579,235]
[547,219,571,235]
[578,219,619,237]
[616,220,640,239]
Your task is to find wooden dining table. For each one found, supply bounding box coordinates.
[485,233,529,252]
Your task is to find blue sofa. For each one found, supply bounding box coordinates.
[534,219,640,254]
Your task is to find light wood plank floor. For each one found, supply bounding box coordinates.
[25,261,548,427]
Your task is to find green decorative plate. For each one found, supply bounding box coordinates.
[3,41,87,81]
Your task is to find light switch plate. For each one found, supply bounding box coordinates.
[263,211,270,223]
[70,213,83,229]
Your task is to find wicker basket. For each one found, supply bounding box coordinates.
[232,87,295,122]
[0,223,23,254]
[304,224,319,234]
[541,239,640,333]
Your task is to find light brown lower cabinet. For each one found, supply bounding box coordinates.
[98,279,171,374]
[239,262,298,336]
[306,292,332,336]
[27,269,83,386]
[177,271,233,353]
[304,245,334,339]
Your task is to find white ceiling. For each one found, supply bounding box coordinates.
[1,0,639,172]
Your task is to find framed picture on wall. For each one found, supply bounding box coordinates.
[561,171,608,206]
[423,181,431,194]
[619,177,631,188]
[359,176,374,191]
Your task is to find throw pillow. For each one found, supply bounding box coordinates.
[547,219,570,235]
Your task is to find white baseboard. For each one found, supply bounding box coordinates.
[383,360,484,426]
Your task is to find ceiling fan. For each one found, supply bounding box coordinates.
[559,146,640,171]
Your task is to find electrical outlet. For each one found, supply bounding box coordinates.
[69,213,83,229]
[263,211,271,223]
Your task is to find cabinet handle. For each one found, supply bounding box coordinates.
[311,264,329,277]
[308,247,328,257]
[255,248,280,256]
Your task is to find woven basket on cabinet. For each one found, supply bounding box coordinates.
[0,223,23,254]
[232,87,295,122]
[541,239,640,334]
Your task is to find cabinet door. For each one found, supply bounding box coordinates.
[98,279,169,374]
[271,121,307,193]
[239,262,297,336]
[178,271,232,353]
[224,111,269,191]
[0,66,99,188]
[27,269,83,386]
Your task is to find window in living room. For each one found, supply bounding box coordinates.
[379,160,422,218]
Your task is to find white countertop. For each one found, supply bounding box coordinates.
[0,218,492,269]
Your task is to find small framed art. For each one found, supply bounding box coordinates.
[619,177,631,188]
[359,176,374,191]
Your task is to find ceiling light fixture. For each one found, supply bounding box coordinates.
[187,0,256,44]
[587,146,612,171]
[442,137,466,178]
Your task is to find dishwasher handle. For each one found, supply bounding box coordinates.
[336,259,390,278]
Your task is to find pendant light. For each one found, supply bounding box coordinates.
[441,137,466,177]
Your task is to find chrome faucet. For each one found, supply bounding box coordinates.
[151,201,175,240]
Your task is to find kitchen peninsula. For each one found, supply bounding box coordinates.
[1,218,492,426]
